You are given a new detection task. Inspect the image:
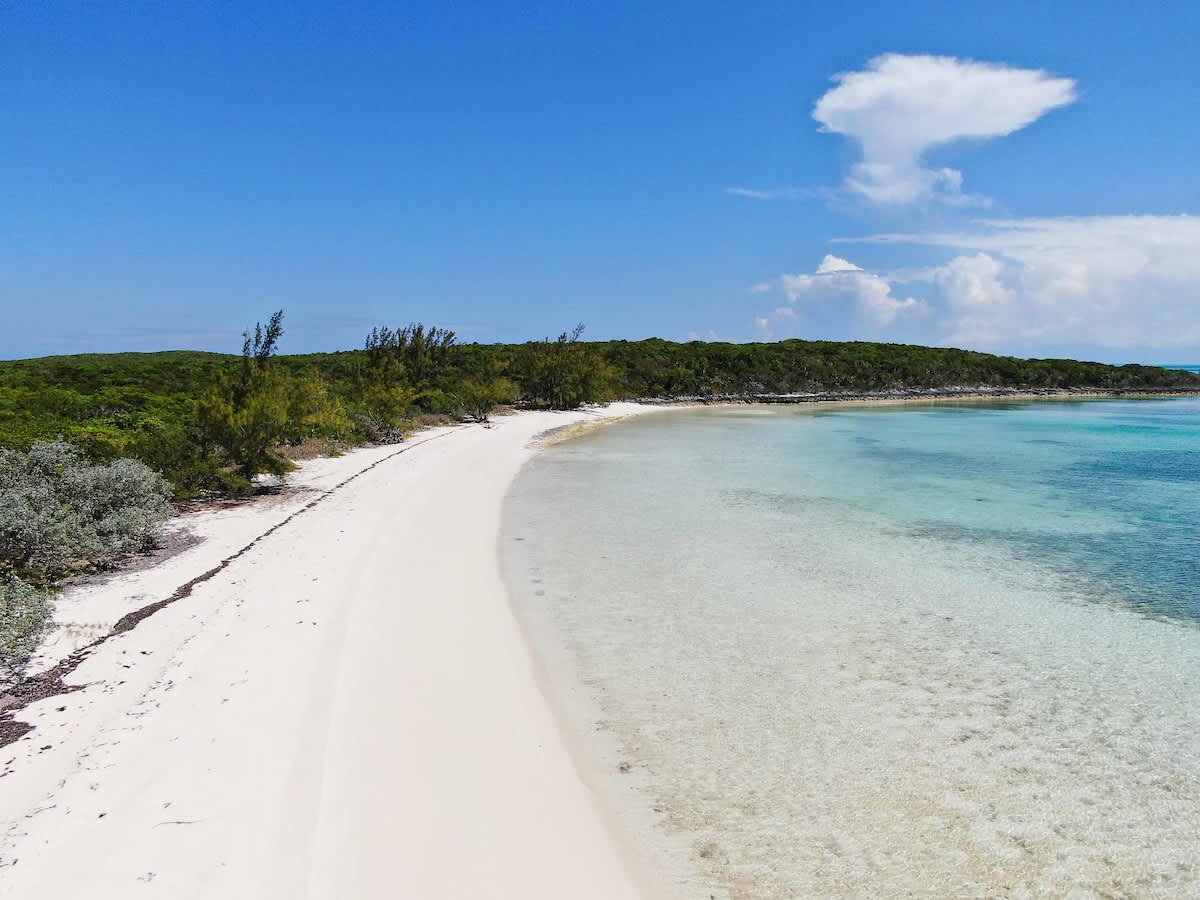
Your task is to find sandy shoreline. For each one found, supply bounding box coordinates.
[0,404,665,899]
[3,391,1193,898]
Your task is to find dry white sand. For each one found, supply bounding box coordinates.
[0,405,664,899]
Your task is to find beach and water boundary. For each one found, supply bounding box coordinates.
[2,394,1198,897]
[0,406,667,899]
[505,395,1200,897]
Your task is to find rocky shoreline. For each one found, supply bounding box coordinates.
[633,386,1200,405]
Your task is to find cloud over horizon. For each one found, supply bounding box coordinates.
[813,54,1077,206]
[753,216,1200,351]
[754,254,926,336]
[745,56,1199,358]
[861,215,1200,348]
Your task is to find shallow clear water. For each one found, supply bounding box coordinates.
[505,399,1200,898]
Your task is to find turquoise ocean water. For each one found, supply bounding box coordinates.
[505,398,1200,897]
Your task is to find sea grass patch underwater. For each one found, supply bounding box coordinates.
[506,398,1200,897]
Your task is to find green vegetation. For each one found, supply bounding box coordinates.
[351,323,461,438]
[2,323,1198,502]
[587,338,1200,396]
[0,442,173,581]
[1,574,50,683]
[195,311,352,493]
[513,324,617,409]
[0,442,174,682]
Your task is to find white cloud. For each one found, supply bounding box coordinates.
[726,186,806,200]
[930,253,1018,344]
[813,54,1076,206]
[815,255,863,274]
[756,254,927,333]
[852,215,1200,348]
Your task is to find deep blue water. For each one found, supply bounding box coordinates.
[810,397,1200,622]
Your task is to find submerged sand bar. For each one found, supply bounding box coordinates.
[0,405,660,899]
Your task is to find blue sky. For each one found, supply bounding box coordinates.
[3,1,1198,362]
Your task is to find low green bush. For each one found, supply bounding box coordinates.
[0,442,173,579]
[0,573,51,683]
[127,423,243,499]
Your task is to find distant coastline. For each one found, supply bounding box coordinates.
[3,333,1198,509]
[633,385,1200,406]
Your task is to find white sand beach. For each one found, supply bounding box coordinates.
[0,405,664,899]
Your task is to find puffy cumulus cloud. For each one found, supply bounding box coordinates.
[813,54,1077,206]
[858,215,1200,348]
[930,253,1018,344]
[754,255,926,335]
[752,217,1200,350]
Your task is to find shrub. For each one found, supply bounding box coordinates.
[280,370,354,445]
[0,573,51,683]
[350,383,413,443]
[0,442,173,579]
[0,443,100,576]
[70,457,175,559]
[197,370,296,486]
[196,310,351,490]
[454,377,518,422]
[127,423,242,500]
[516,324,616,408]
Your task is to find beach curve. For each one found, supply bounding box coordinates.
[0,404,661,899]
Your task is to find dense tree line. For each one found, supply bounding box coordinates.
[1,322,1197,502]
[587,338,1200,395]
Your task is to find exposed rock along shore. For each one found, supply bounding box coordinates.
[633,385,1200,405]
